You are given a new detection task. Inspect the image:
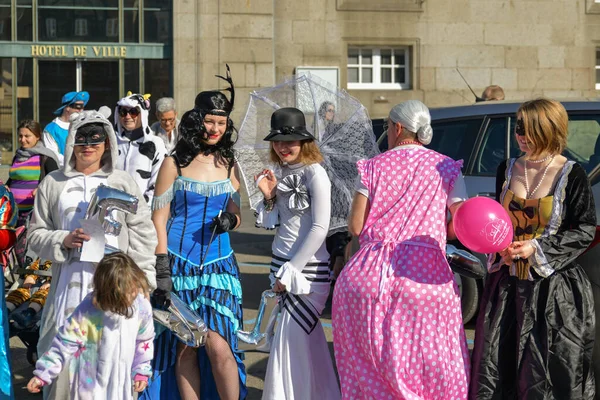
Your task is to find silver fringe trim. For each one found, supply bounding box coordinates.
[151,178,236,210]
[152,188,174,210]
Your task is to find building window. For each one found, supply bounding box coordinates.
[45,17,57,39]
[347,47,410,90]
[106,18,118,37]
[74,18,88,37]
[596,49,600,90]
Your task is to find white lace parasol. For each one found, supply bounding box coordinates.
[235,73,380,235]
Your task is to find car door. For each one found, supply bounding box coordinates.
[428,117,483,170]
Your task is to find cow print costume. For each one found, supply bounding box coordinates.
[114,92,167,203]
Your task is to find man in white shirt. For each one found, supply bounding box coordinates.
[150,97,179,153]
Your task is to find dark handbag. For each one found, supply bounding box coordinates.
[446,244,486,279]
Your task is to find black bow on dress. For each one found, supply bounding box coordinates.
[509,200,536,219]
[515,225,534,237]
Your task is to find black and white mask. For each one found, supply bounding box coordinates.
[74,123,107,146]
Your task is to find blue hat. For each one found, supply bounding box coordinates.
[53,91,90,116]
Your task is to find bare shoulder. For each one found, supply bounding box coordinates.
[156,156,179,184]
[553,154,568,169]
[160,156,178,173]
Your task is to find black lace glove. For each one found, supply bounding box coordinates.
[210,212,238,234]
[152,254,172,309]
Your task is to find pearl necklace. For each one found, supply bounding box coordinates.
[524,155,554,198]
[526,154,553,164]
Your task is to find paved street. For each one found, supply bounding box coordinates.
[9,207,475,399]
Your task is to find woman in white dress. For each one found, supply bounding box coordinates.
[255,107,341,400]
[28,107,157,399]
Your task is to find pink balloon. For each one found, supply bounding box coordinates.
[453,197,514,254]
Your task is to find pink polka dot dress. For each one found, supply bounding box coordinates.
[332,147,470,400]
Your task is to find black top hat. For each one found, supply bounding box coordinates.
[263,107,315,142]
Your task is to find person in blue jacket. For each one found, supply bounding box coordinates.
[42,91,89,167]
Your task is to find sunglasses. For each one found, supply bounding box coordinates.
[515,119,526,136]
[118,107,140,118]
[69,103,84,110]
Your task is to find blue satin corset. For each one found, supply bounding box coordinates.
[166,177,236,266]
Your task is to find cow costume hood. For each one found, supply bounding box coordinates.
[113,92,167,203]
[114,92,153,138]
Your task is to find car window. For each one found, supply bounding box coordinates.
[473,117,507,176]
[428,118,483,170]
[372,119,387,152]
[568,116,600,173]
[509,114,600,174]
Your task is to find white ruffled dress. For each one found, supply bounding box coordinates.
[256,162,341,400]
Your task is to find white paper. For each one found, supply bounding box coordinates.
[79,219,106,263]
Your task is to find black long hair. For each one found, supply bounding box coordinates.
[172,65,237,168]
[172,106,237,168]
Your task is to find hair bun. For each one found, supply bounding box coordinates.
[417,124,433,145]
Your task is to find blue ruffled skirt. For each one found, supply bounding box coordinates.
[140,252,247,400]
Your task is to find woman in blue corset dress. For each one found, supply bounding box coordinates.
[144,68,247,400]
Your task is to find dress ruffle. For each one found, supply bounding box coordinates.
[142,252,247,400]
[152,177,236,211]
[255,201,279,229]
[274,262,312,295]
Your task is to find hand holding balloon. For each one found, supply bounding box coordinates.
[506,240,534,261]
[453,197,513,254]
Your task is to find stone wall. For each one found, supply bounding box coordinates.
[174,0,600,120]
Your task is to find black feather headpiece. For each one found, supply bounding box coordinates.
[194,64,235,117]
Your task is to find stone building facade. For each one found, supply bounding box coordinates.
[176,0,600,121]
[1,0,599,169]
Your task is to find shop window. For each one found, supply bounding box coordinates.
[347,47,411,90]
[74,18,88,37]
